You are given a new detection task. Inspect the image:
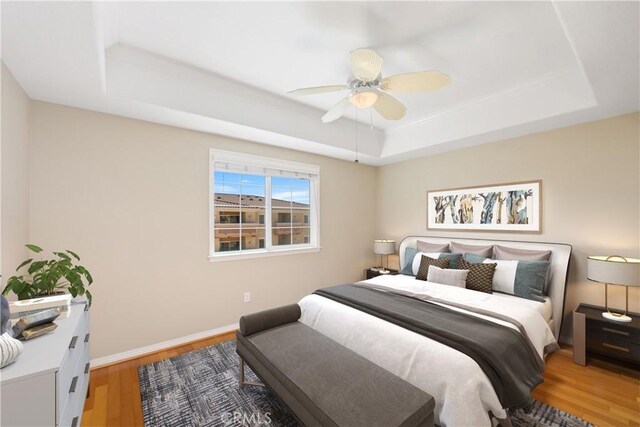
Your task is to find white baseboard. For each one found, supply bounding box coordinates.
[90,322,239,369]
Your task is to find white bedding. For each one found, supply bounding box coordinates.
[298,274,557,427]
[487,291,553,324]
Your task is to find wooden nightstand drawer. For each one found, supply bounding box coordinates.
[574,303,640,368]
[586,335,640,363]
[586,320,640,344]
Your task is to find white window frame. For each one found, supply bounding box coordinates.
[209,149,321,262]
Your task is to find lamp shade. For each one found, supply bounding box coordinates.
[374,240,396,255]
[587,256,640,286]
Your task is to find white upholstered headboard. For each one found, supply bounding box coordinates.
[398,236,572,340]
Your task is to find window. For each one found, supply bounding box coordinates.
[210,149,320,260]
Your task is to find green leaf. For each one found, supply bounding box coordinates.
[25,244,43,253]
[16,258,33,271]
[69,287,78,298]
[28,260,47,275]
[66,250,80,261]
[86,290,92,306]
[54,252,71,261]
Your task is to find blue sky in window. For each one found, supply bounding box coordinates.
[214,172,310,204]
[272,177,310,204]
[215,172,265,196]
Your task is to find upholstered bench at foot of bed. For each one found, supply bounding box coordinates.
[236,304,435,427]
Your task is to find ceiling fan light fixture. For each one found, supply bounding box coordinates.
[349,90,379,109]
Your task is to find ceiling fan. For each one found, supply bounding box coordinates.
[288,48,451,123]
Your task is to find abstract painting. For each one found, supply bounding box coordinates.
[427,181,541,232]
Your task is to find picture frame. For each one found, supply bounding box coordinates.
[427,180,542,233]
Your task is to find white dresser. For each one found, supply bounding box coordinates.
[1,302,90,427]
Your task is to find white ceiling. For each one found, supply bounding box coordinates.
[2,1,638,165]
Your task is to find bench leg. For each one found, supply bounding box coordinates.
[238,355,265,389]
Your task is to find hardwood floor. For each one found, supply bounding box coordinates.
[82,337,639,427]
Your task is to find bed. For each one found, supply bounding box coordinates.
[298,236,571,427]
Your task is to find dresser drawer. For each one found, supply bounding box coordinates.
[0,303,90,427]
[59,354,89,427]
[57,310,90,422]
[586,319,640,344]
[586,335,640,364]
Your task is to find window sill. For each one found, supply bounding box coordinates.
[209,246,321,262]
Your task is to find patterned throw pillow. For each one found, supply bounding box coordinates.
[0,332,23,368]
[416,256,450,281]
[458,259,496,293]
[412,252,462,274]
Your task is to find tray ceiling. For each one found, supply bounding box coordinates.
[2,1,638,164]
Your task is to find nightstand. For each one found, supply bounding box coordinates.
[364,268,399,280]
[573,303,640,368]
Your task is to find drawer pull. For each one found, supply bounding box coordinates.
[602,342,630,352]
[69,336,79,349]
[69,376,79,393]
[71,416,79,427]
[602,327,630,336]
[85,362,90,374]
[84,333,90,343]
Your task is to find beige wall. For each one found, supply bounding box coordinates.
[1,63,31,291]
[29,102,376,359]
[7,67,639,356]
[375,113,640,342]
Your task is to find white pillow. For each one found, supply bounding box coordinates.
[427,266,469,288]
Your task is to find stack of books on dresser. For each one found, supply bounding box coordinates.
[7,295,69,340]
[8,294,71,319]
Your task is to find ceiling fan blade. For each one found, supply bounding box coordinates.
[321,96,351,123]
[288,85,349,96]
[381,71,451,92]
[350,48,383,82]
[374,92,406,120]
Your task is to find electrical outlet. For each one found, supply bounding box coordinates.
[244,292,251,303]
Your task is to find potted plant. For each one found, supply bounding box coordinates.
[2,244,94,305]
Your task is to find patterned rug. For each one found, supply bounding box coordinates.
[138,340,593,427]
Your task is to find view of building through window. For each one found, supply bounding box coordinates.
[213,172,311,252]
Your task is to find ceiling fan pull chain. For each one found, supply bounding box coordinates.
[355,107,359,163]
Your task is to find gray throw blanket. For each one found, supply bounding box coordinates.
[314,284,544,409]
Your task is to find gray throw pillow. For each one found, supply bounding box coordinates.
[427,266,469,288]
[416,241,450,253]
[450,242,494,258]
[463,253,488,264]
[493,245,551,261]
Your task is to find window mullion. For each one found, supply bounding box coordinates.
[265,176,272,250]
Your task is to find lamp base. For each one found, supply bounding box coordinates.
[602,311,632,322]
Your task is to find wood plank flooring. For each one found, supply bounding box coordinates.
[82,337,639,427]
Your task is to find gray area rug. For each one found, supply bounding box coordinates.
[138,340,593,427]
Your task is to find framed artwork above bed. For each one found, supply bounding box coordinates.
[427,180,542,232]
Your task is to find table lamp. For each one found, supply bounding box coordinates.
[587,255,640,322]
[374,240,396,274]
